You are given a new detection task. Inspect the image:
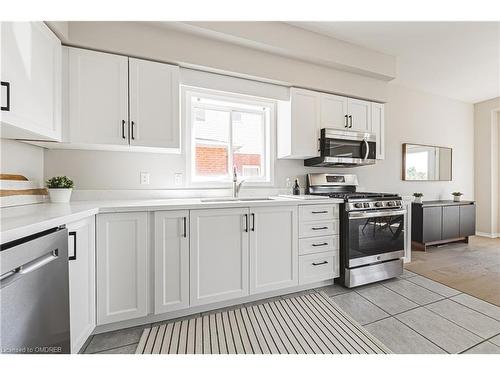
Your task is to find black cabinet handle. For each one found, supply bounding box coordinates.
[131,121,135,140]
[68,231,77,261]
[1,81,10,111]
[312,210,328,214]
[312,226,328,230]
[344,114,348,128]
[121,120,126,139]
[312,242,328,247]
[251,213,255,231]
[349,115,353,128]
[312,261,328,266]
[183,217,187,238]
[244,214,248,232]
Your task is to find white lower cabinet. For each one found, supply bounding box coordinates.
[154,210,189,314]
[299,251,338,285]
[67,217,95,353]
[96,212,149,325]
[249,206,298,294]
[190,208,249,306]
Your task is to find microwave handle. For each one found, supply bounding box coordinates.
[363,139,369,160]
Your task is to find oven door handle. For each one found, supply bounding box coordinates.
[349,209,406,219]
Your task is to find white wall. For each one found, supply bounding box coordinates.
[44,83,474,201]
[474,97,500,236]
[0,139,44,182]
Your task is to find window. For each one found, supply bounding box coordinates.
[186,88,274,184]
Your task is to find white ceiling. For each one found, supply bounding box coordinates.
[289,22,500,103]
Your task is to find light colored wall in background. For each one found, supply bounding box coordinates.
[0,139,44,182]
[44,83,474,201]
[474,97,500,237]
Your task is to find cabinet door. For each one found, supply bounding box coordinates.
[97,212,148,324]
[347,98,371,131]
[460,204,476,237]
[129,58,180,149]
[67,217,95,354]
[249,206,298,294]
[422,207,442,243]
[442,206,460,240]
[319,93,348,130]
[290,88,320,158]
[68,47,129,145]
[154,210,189,314]
[190,208,249,306]
[1,22,61,141]
[371,102,385,159]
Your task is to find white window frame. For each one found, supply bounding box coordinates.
[183,86,276,187]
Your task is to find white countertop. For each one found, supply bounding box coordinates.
[0,196,343,244]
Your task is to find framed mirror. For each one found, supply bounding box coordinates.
[402,143,452,181]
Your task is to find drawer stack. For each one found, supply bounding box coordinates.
[298,204,340,285]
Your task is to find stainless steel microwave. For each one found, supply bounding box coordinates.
[304,128,377,167]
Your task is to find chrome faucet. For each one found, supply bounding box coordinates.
[232,166,245,198]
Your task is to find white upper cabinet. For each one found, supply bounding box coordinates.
[129,58,180,149]
[67,217,95,354]
[319,93,348,130]
[96,212,149,325]
[249,206,298,294]
[371,102,385,159]
[1,22,61,141]
[347,98,371,132]
[68,47,129,146]
[154,210,189,314]
[189,208,249,306]
[278,87,384,159]
[277,88,320,159]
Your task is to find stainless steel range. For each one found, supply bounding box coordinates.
[306,173,406,288]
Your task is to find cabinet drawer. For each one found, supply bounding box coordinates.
[299,220,338,238]
[299,205,337,222]
[299,235,338,255]
[299,251,338,285]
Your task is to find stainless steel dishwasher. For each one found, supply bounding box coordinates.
[1,227,70,354]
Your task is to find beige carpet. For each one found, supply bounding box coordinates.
[136,291,390,354]
[406,236,500,306]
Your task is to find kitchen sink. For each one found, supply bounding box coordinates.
[200,197,274,203]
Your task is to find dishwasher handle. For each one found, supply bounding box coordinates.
[0,249,59,287]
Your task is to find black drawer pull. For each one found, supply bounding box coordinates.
[312,226,328,230]
[311,210,328,214]
[312,261,328,266]
[1,81,10,111]
[183,217,187,238]
[312,242,328,247]
[121,120,126,139]
[68,231,77,261]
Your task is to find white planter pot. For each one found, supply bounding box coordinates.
[414,197,423,204]
[48,188,72,203]
[453,196,461,202]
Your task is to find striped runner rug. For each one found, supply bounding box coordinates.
[136,291,390,354]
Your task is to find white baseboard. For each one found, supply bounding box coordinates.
[475,231,500,238]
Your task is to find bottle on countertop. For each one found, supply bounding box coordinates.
[285,177,293,195]
[293,178,301,195]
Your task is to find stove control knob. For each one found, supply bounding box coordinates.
[363,203,370,208]
[354,203,363,209]
[375,202,383,207]
[387,201,395,207]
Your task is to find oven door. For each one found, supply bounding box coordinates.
[347,209,406,267]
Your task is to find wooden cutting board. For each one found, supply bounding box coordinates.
[0,174,48,207]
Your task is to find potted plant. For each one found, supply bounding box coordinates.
[413,192,424,204]
[452,192,463,202]
[46,176,74,203]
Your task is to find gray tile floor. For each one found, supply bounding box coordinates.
[82,270,500,354]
